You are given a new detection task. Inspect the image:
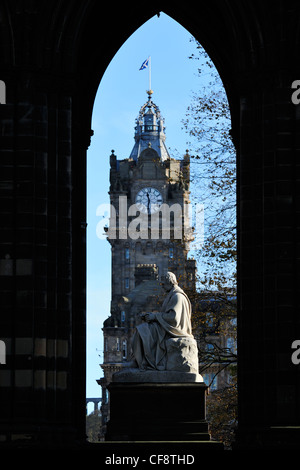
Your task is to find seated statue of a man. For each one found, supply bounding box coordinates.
[131,272,197,371]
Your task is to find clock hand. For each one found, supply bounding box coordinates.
[146,192,151,214]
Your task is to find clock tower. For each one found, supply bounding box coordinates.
[98,91,196,435]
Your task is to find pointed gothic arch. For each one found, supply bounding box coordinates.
[0,2,300,449]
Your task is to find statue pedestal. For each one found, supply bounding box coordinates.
[105,369,219,443]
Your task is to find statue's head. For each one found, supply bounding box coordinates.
[161,272,177,291]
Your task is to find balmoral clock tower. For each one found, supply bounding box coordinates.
[98,91,196,435]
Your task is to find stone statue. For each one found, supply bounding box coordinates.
[130,272,199,374]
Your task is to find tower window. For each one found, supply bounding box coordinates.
[125,248,130,260]
[116,338,120,352]
[203,373,217,391]
[145,115,153,131]
[169,247,174,258]
[206,313,214,328]
[122,340,127,360]
[121,310,126,322]
[125,278,129,289]
[205,342,214,351]
[226,337,236,353]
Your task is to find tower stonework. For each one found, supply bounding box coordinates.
[1,1,300,450]
[98,92,196,434]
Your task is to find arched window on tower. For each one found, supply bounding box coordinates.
[146,242,152,255]
[121,310,126,323]
[122,340,127,360]
[144,114,153,131]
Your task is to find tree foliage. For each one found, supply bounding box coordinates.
[206,377,238,450]
[183,38,237,448]
[183,38,236,293]
[86,411,102,442]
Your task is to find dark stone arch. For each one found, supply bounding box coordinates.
[0,0,300,449]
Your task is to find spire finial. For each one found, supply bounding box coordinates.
[147,89,153,98]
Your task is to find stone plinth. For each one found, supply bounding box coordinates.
[112,368,203,383]
[105,369,213,442]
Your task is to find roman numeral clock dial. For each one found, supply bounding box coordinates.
[135,187,163,214]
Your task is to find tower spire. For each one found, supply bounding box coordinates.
[129,92,170,161]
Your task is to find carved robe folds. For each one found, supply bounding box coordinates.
[131,285,199,373]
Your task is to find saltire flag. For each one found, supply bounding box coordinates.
[139,58,149,70]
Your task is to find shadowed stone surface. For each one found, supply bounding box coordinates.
[112,368,203,383]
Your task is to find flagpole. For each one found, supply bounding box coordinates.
[140,56,152,94]
[149,56,151,91]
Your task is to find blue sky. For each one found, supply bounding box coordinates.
[86,12,213,405]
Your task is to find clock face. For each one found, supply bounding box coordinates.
[135,187,163,214]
